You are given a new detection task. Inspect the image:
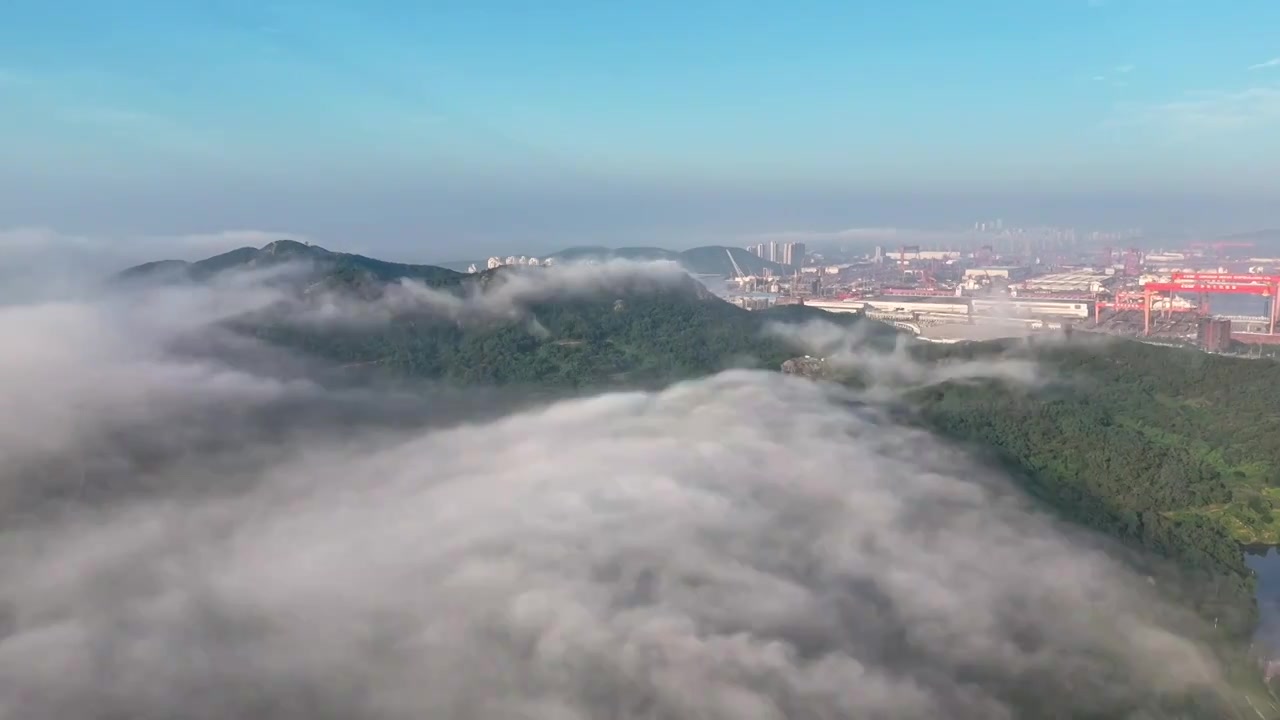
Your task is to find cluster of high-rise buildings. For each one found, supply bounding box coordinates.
[747,241,806,267]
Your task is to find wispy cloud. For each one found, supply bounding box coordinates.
[763,319,1042,397]
[1113,86,1280,136]
[1091,65,1133,85]
[1249,58,1280,71]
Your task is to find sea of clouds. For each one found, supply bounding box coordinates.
[0,258,1229,719]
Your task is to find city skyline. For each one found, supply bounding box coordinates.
[1,0,1278,259]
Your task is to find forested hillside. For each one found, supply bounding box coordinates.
[118,238,467,288]
[237,287,877,388]
[910,340,1280,638]
[119,240,884,389]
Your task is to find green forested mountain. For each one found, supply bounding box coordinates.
[121,239,796,286]
[119,241,871,388]
[914,341,1280,534]
[236,277,874,388]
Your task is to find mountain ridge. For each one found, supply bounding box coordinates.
[121,240,796,282]
[118,239,858,389]
[117,239,468,289]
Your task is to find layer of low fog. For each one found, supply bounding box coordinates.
[763,319,1042,392]
[293,257,699,327]
[0,261,1227,719]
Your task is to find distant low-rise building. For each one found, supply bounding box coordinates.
[732,296,773,311]
[1018,271,1111,294]
[914,250,962,260]
[964,266,1030,282]
[781,355,828,378]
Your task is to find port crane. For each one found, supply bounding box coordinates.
[725,248,757,289]
[1140,273,1280,336]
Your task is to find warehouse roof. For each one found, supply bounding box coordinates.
[917,323,1032,343]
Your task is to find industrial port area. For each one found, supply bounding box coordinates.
[723,231,1280,353]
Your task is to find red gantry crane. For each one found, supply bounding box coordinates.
[1139,272,1280,336]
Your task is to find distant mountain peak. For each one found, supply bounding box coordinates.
[261,239,327,256]
[115,240,466,290]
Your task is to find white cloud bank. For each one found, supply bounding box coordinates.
[0,267,1230,719]
[763,319,1042,393]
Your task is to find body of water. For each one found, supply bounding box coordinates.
[1247,547,1280,652]
[1207,294,1270,317]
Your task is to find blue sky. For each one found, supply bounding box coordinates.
[1,0,1278,259]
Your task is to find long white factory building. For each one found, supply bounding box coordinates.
[803,296,1091,320]
[972,298,1090,319]
[800,300,867,314]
